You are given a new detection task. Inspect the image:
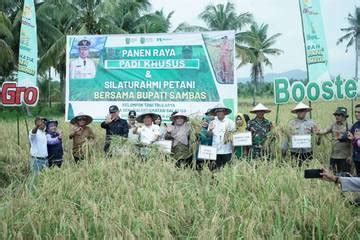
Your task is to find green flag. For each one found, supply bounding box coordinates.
[299,0,331,83]
[18,0,37,87]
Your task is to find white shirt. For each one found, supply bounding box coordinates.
[340,177,360,192]
[69,57,96,79]
[137,124,160,145]
[29,129,48,158]
[211,117,235,154]
[128,126,139,142]
[158,125,167,141]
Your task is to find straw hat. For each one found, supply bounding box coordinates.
[208,103,232,116]
[171,112,189,122]
[250,103,271,113]
[169,111,179,121]
[136,113,158,123]
[70,113,93,125]
[291,102,312,113]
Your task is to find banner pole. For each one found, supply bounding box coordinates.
[298,0,312,118]
[275,104,280,124]
[352,100,354,124]
[21,104,30,148]
[353,36,358,124]
[17,108,20,146]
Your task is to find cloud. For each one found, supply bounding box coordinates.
[151,0,360,77]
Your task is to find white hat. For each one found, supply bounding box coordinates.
[136,113,158,123]
[250,103,271,113]
[208,103,232,116]
[291,102,312,113]
[70,112,93,125]
[171,112,189,121]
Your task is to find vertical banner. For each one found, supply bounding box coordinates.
[65,31,237,122]
[17,0,38,87]
[299,0,330,83]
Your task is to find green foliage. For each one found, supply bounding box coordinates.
[238,82,274,97]
[337,7,360,52]
[0,103,64,120]
[0,0,175,103]
[175,2,253,33]
[236,23,283,105]
[199,2,253,31]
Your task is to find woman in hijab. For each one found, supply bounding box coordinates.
[234,113,247,159]
[196,115,213,170]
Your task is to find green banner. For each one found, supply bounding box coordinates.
[299,0,330,83]
[66,32,237,121]
[17,0,37,87]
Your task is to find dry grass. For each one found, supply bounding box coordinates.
[0,99,360,239]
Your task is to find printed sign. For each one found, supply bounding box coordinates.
[66,31,237,122]
[233,132,252,146]
[154,140,172,153]
[197,145,217,160]
[274,76,357,104]
[0,82,39,106]
[291,135,312,149]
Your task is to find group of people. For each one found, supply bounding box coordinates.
[28,102,360,180]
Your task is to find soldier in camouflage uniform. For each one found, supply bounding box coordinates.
[248,103,273,159]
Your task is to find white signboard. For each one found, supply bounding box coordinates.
[291,135,311,149]
[233,132,252,146]
[197,145,217,160]
[155,140,172,153]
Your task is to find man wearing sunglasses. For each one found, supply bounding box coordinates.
[317,107,352,174]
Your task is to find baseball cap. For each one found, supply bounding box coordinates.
[128,110,136,117]
[109,105,119,113]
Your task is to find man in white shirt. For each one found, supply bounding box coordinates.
[134,113,160,145]
[29,117,48,174]
[127,110,139,142]
[208,104,235,170]
[69,39,96,79]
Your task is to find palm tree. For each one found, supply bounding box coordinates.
[38,0,126,105]
[236,23,282,106]
[337,7,360,80]
[0,1,62,80]
[175,2,253,32]
[0,11,16,80]
[38,0,174,106]
[199,2,253,31]
[0,0,22,17]
[173,22,208,33]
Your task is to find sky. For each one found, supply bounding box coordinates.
[151,0,360,79]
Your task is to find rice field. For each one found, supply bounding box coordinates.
[0,98,360,239]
